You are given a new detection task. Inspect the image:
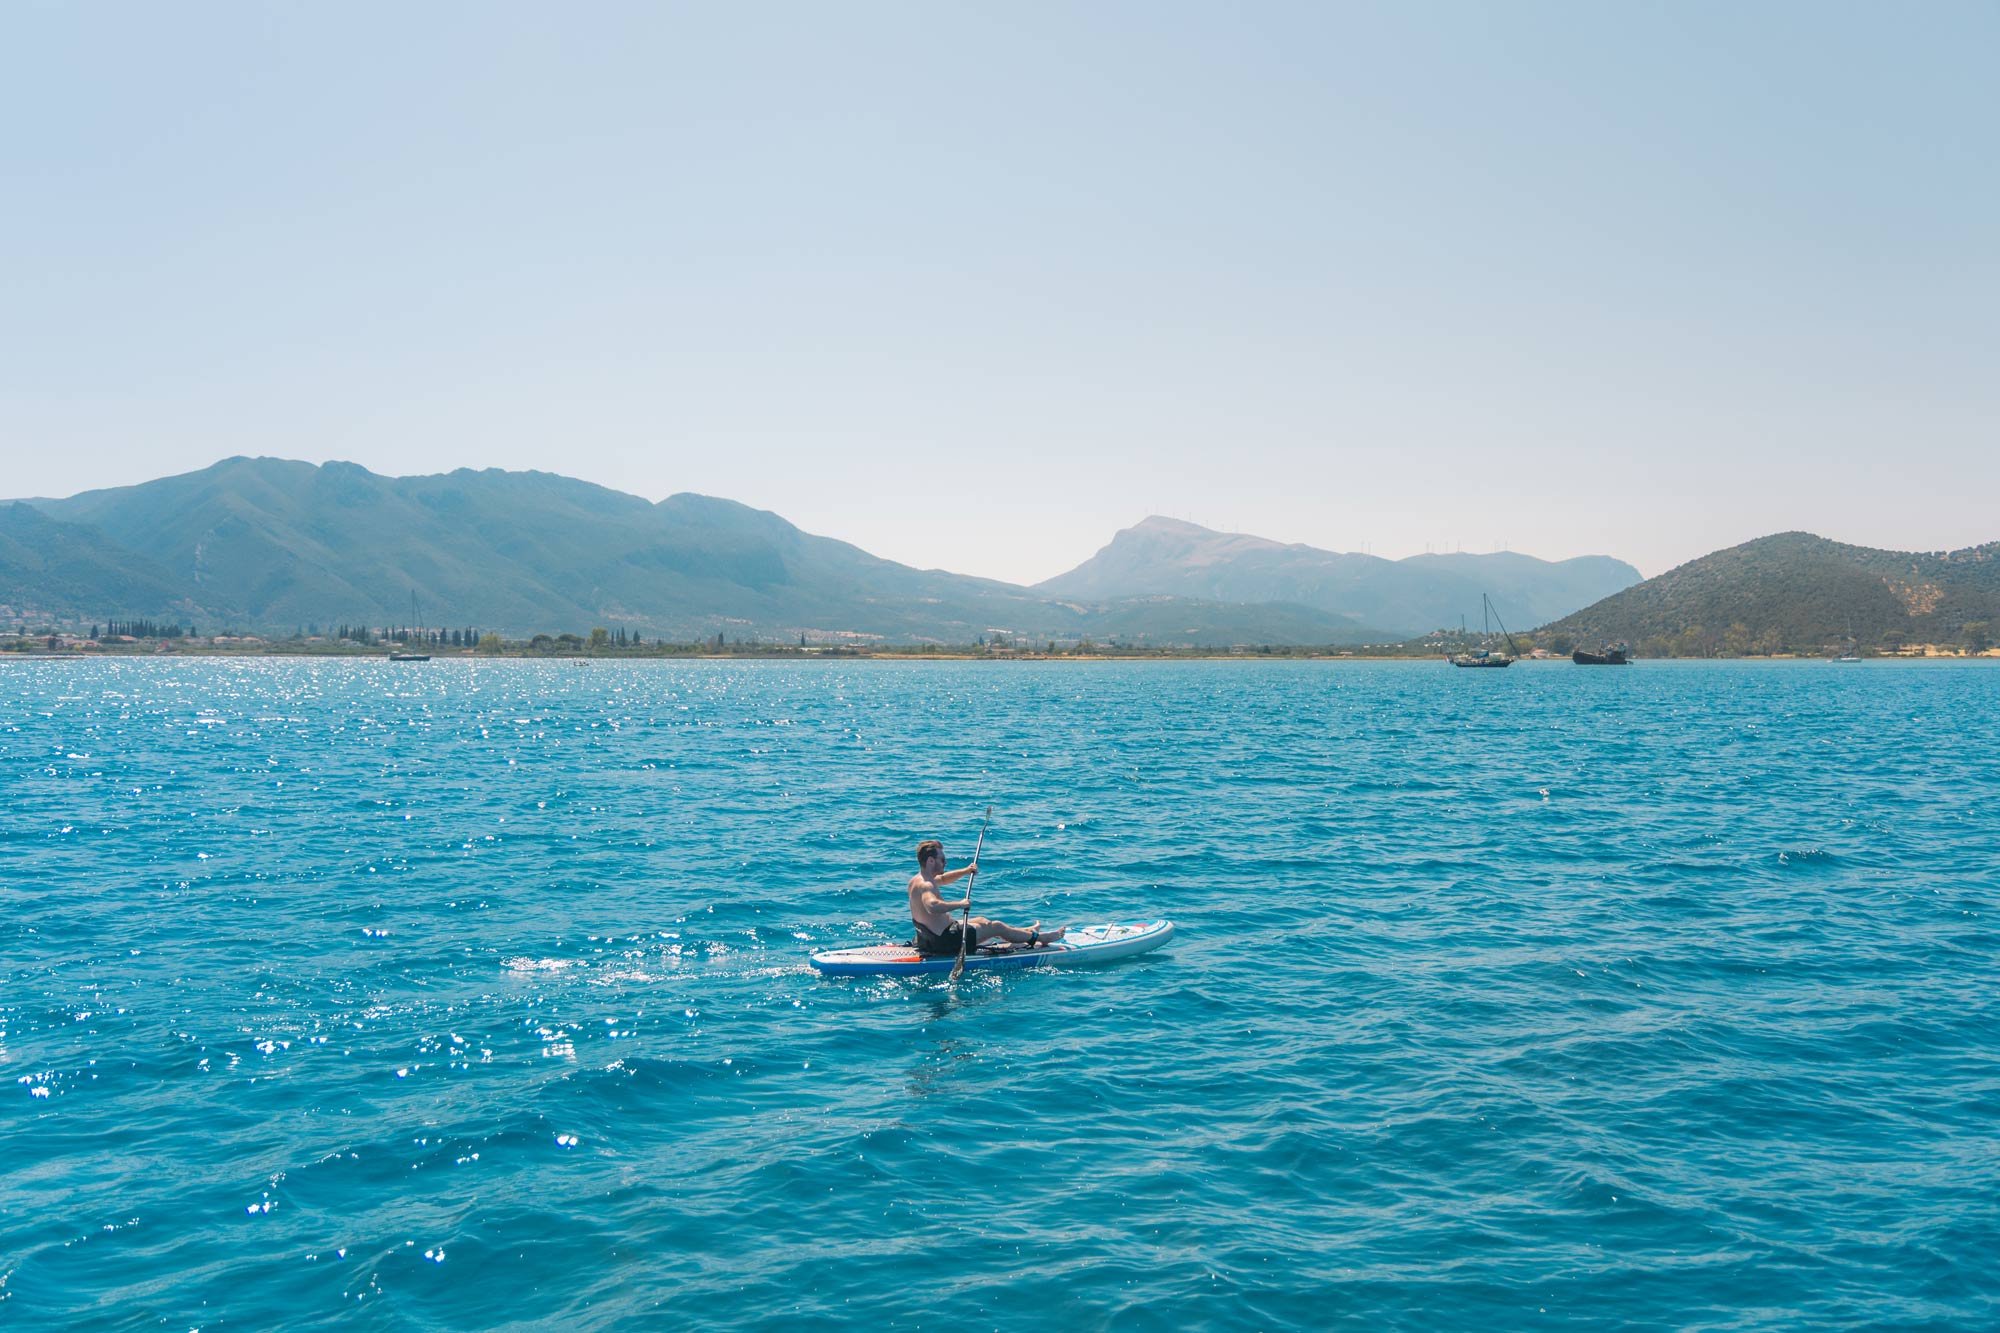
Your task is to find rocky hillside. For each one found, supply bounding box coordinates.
[1542,532,2000,654]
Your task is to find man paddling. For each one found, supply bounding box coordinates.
[908,839,1065,957]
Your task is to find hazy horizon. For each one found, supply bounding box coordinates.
[5,3,1995,584]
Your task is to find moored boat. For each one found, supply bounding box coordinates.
[1572,645,1629,665]
[387,589,434,662]
[1449,594,1522,668]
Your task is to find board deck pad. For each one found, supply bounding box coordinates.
[809,919,1175,978]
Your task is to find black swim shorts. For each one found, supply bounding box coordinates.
[912,921,973,957]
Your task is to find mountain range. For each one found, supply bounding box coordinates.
[0,458,1634,645]
[1039,517,1640,637]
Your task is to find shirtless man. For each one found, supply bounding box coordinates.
[907,839,1066,957]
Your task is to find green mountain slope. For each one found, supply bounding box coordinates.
[13,458,1379,645]
[1542,532,2000,652]
[0,503,199,621]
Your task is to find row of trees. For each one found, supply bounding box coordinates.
[330,625,482,647]
[521,628,658,652]
[98,620,192,639]
[30,620,488,646]
[387,627,480,647]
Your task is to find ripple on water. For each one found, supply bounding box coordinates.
[3,657,1999,1329]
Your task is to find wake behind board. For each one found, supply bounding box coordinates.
[809,919,1174,978]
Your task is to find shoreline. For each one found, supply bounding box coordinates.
[3,646,1995,664]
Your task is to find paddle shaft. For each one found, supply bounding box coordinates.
[949,806,992,981]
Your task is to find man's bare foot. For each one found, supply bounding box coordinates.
[1032,923,1067,946]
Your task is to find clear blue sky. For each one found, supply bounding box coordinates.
[4,2,1994,581]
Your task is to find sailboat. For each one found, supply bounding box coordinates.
[388,590,432,662]
[1834,618,1860,662]
[1449,595,1522,668]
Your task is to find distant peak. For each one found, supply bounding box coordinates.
[211,454,331,473]
[1119,515,1306,556]
[1128,515,1217,536]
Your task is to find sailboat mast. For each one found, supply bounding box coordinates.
[1487,596,1524,657]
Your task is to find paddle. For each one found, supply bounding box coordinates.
[949,805,992,982]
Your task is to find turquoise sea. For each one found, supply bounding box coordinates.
[4,657,1996,1330]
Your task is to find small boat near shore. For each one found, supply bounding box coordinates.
[1450,595,1522,668]
[388,589,433,662]
[1573,645,1629,666]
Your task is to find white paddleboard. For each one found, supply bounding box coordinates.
[809,919,1174,978]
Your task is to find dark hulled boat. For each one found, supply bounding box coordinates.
[1572,645,1629,666]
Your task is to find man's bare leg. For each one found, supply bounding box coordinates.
[974,920,1067,947]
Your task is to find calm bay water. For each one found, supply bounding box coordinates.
[3,657,1997,1330]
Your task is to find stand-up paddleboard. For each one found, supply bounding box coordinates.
[810,919,1174,978]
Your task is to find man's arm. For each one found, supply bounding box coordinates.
[913,863,980,914]
[918,885,970,914]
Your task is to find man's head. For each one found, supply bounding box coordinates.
[915,839,943,871]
